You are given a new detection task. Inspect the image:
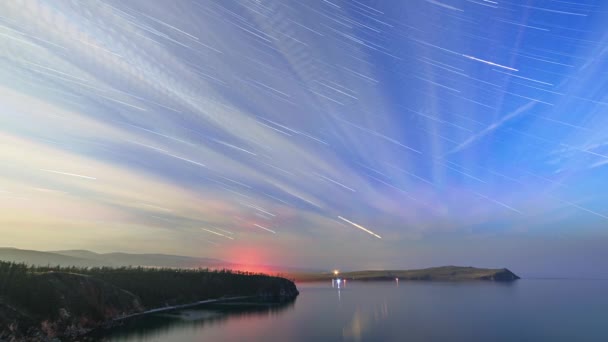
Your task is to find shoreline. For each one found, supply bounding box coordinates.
[295,278,520,283]
[0,263,299,341]
[86,294,291,339]
[290,266,520,283]
[113,295,258,321]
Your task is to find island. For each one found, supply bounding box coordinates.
[291,266,520,282]
[0,261,298,341]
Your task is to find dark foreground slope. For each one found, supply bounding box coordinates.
[295,266,520,282]
[0,262,298,341]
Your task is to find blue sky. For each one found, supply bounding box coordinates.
[1,0,608,277]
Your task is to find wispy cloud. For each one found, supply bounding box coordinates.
[1,0,608,269]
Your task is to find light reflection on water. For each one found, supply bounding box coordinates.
[91,299,297,341]
[95,279,608,342]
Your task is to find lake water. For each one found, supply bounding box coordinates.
[96,279,608,341]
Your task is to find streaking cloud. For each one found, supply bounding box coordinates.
[0,0,608,274]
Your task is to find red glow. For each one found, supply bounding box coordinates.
[232,264,273,275]
[219,245,275,275]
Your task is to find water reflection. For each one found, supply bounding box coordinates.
[332,277,350,302]
[342,300,390,341]
[89,298,296,341]
[90,280,607,342]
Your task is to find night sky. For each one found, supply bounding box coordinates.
[1,0,608,277]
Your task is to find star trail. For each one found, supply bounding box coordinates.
[1,0,608,275]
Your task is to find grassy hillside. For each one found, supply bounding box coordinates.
[293,266,520,282]
[0,262,298,341]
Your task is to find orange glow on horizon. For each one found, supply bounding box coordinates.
[217,245,279,275]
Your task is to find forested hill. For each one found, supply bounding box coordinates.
[0,262,298,341]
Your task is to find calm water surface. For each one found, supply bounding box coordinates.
[98,279,608,341]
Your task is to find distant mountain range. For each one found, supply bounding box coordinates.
[0,248,520,283]
[0,247,317,273]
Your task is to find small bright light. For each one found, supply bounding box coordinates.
[337,278,341,284]
[333,270,339,276]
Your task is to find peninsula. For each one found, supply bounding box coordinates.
[292,266,520,282]
[0,262,298,341]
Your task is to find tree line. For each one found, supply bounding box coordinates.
[0,261,296,320]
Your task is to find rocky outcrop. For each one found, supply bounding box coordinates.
[0,300,36,340]
[257,278,299,301]
[1,270,299,341]
[477,268,520,281]
[37,272,144,338]
[1,272,143,341]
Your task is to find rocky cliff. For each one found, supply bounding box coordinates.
[0,268,298,341]
[1,272,143,341]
